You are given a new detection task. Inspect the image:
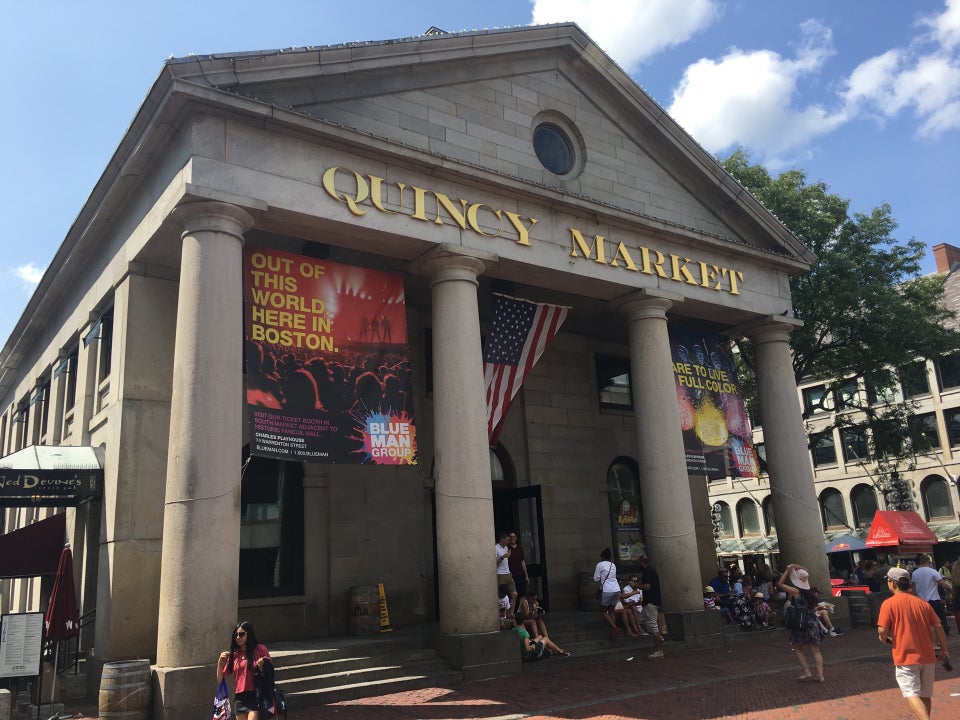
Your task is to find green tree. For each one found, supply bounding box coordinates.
[723,149,960,473]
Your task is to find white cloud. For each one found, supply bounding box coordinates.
[530,0,719,68]
[925,0,960,49]
[13,263,44,286]
[842,1,960,138]
[667,20,846,166]
[529,0,960,159]
[843,50,903,110]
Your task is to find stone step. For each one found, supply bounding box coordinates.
[56,672,88,702]
[279,658,453,693]
[275,647,440,681]
[286,669,465,705]
[14,701,64,720]
[267,632,462,706]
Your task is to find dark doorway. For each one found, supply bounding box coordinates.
[493,485,548,609]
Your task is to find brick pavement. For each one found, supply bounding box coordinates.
[305,626,960,720]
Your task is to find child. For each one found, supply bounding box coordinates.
[753,591,775,629]
[703,586,718,610]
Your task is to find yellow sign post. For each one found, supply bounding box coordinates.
[378,582,393,633]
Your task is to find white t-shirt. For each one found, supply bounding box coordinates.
[911,566,943,601]
[496,543,510,574]
[621,582,642,604]
[499,595,511,616]
[594,560,620,592]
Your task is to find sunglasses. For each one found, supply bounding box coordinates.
[234,631,247,638]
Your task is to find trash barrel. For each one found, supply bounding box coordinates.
[99,659,151,720]
[349,585,382,634]
[578,571,598,611]
[844,590,872,627]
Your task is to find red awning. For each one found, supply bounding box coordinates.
[0,512,66,578]
[865,510,938,553]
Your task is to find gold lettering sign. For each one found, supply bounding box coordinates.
[569,229,744,295]
[322,167,537,246]
[321,165,745,295]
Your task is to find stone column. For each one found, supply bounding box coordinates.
[419,248,497,636]
[302,465,330,636]
[619,292,703,613]
[156,201,253,669]
[748,317,829,587]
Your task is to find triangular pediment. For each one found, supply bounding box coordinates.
[167,24,813,269]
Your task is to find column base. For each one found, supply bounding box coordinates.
[663,609,727,648]
[431,630,520,681]
[153,664,213,720]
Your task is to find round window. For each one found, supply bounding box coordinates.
[533,123,574,175]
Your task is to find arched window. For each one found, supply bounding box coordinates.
[921,474,954,520]
[714,501,734,538]
[737,499,762,536]
[490,447,506,485]
[239,447,304,598]
[607,457,644,564]
[851,484,879,528]
[762,496,776,534]
[820,488,848,531]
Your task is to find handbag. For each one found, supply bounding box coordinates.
[212,680,231,720]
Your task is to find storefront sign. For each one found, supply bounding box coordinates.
[0,470,102,507]
[244,246,417,464]
[321,165,746,296]
[669,328,758,480]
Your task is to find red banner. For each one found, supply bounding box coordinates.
[243,246,416,464]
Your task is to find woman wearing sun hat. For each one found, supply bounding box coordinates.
[777,563,825,682]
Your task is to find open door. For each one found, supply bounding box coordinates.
[493,486,549,609]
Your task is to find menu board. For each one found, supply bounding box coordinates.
[0,613,43,678]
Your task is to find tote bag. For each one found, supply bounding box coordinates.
[212,680,231,720]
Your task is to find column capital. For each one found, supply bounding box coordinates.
[171,200,255,240]
[733,315,803,345]
[413,244,497,288]
[612,289,683,322]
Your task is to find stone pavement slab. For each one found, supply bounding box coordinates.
[303,627,960,719]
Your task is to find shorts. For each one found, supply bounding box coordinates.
[522,640,546,662]
[235,691,258,714]
[894,663,935,698]
[600,591,620,608]
[640,603,659,634]
[497,574,516,595]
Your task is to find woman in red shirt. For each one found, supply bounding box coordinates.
[217,621,271,719]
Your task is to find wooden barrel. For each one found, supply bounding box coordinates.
[844,591,872,627]
[99,659,151,720]
[578,572,598,611]
[350,585,382,634]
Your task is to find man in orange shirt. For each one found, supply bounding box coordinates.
[877,567,950,720]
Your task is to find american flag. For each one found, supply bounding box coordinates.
[483,294,570,446]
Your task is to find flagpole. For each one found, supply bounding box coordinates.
[50,643,58,706]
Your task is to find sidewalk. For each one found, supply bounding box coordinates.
[303,626,960,719]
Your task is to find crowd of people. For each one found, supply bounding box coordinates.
[222,547,957,718]
[246,339,414,421]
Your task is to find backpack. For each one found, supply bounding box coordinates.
[783,594,807,631]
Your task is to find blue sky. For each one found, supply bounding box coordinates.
[2,0,958,343]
